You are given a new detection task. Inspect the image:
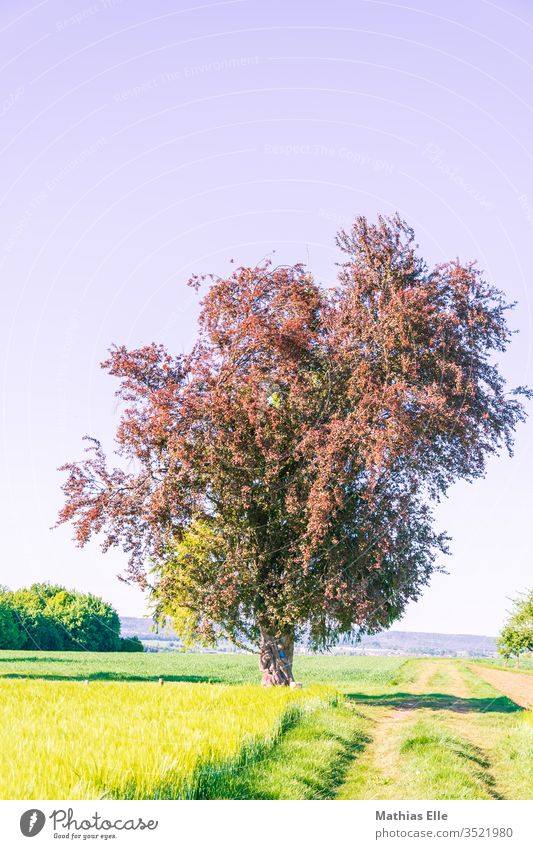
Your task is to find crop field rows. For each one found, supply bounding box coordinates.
[0,652,531,800]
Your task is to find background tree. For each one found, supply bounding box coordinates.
[2,586,63,650]
[497,590,533,667]
[0,596,24,650]
[0,584,123,651]
[57,214,529,684]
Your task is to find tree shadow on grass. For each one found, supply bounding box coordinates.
[346,692,522,714]
[0,672,225,683]
[0,656,74,663]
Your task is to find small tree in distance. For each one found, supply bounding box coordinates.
[497,590,533,667]
[57,215,530,684]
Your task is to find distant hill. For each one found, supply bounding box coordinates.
[119,617,496,658]
[120,617,163,641]
[340,630,496,657]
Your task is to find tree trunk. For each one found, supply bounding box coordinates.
[259,630,294,686]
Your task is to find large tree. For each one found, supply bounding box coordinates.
[57,215,529,684]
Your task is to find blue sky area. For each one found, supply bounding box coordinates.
[1,0,532,635]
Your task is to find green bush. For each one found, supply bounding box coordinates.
[120,636,144,652]
[0,584,121,651]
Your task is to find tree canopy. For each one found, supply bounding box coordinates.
[0,583,131,651]
[57,214,529,683]
[497,590,533,666]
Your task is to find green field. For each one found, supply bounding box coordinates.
[471,657,533,674]
[0,650,403,685]
[0,652,531,800]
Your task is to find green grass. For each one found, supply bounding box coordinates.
[472,658,533,674]
[0,651,405,800]
[337,659,533,800]
[0,650,406,687]
[1,652,531,800]
[442,665,533,800]
[209,701,370,799]
[0,649,258,683]
[395,722,500,799]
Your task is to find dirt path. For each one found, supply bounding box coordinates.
[410,659,442,694]
[442,660,471,699]
[337,659,505,800]
[385,659,443,720]
[470,665,533,709]
[337,659,455,798]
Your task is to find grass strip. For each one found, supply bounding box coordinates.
[205,700,371,799]
[396,721,500,800]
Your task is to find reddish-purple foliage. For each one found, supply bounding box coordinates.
[57,215,529,659]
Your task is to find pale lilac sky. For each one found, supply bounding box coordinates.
[1,0,532,634]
